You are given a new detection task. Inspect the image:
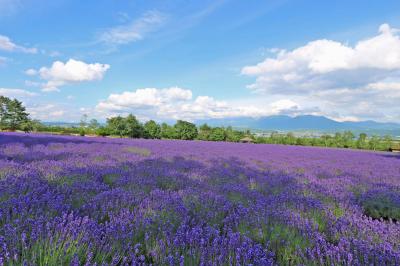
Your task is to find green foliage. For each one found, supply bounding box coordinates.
[198,123,212,140]
[144,120,161,139]
[105,114,144,138]
[237,221,310,265]
[14,234,88,265]
[256,130,397,152]
[362,192,400,221]
[174,120,198,140]
[106,116,126,137]
[209,127,226,141]
[0,96,30,131]
[124,114,143,138]
[89,118,100,130]
[96,126,110,137]
[161,123,177,139]
[79,114,88,128]
[198,124,245,142]
[1,95,392,152]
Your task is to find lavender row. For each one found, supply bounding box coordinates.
[0,132,399,265]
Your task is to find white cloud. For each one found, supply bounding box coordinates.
[96,87,192,111]
[0,88,37,98]
[241,23,400,122]
[270,99,299,112]
[99,11,166,45]
[30,59,110,92]
[25,68,37,76]
[27,104,65,120]
[242,24,400,93]
[0,34,37,53]
[96,87,304,121]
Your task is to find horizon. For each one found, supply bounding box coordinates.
[39,114,400,126]
[1,1,400,123]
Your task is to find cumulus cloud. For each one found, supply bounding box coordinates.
[27,104,65,120]
[241,23,400,121]
[0,88,37,98]
[99,11,166,45]
[96,87,193,112]
[96,87,303,121]
[28,59,110,92]
[0,34,37,53]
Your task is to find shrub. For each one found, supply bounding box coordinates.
[361,188,400,221]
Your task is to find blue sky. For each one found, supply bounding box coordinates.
[1,0,400,122]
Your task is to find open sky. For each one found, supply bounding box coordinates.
[1,0,400,122]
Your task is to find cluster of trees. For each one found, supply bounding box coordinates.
[80,114,247,142]
[1,96,398,152]
[198,124,248,142]
[255,131,395,151]
[0,96,32,131]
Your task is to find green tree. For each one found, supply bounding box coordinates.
[356,133,367,149]
[96,126,110,137]
[225,126,244,142]
[79,114,88,136]
[144,120,161,139]
[198,123,212,140]
[342,131,355,148]
[334,132,343,147]
[320,134,332,147]
[284,132,296,145]
[106,116,126,137]
[209,127,226,141]
[124,114,143,138]
[161,123,177,139]
[89,119,100,130]
[0,97,30,131]
[0,96,11,130]
[368,135,379,151]
[382,135,393,151]
[80,114,88,128]
[174,120,198,140]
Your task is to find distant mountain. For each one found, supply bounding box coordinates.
[196,115,400,135]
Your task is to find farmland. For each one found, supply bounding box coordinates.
[0,132,399,265]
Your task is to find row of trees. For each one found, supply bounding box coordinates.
[82,114,247,142]
[0,96,398,151]
[254,131,395,151]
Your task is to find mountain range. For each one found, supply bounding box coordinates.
[43,115,400,136]
[195,115,400,136]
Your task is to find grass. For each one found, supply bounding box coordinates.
[237,221,310,265]
[50,174,89,186]
[13,234,88,265]
[124,146,151,156]
[102,173,120,186]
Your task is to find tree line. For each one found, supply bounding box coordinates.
[254,131,396,151]
[80,114,248,142]
[0,95,398,151]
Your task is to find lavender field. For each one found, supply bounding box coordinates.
[0,132,399,265]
